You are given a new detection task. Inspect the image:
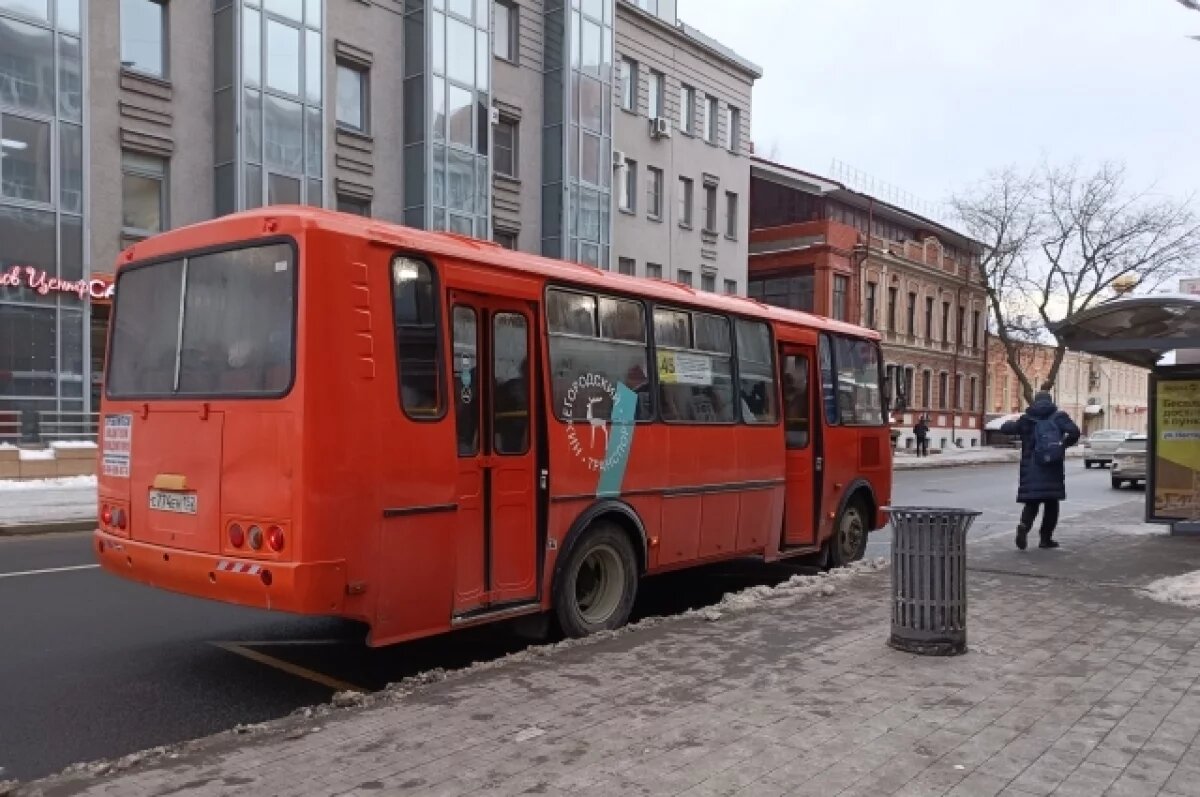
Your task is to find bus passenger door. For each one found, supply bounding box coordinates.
[781,347,818,547]
[449,292,540,615]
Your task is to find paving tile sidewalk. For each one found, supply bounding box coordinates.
[20,501,1200,797]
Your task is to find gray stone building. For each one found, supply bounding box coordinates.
[0,0,758,425]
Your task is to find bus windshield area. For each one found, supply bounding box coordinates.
[107,242,295,399]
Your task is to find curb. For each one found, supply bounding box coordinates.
[0,519,96,537]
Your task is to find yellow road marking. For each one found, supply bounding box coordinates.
[211,642,365,694]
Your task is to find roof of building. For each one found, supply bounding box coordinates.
[751,157,983,253]
[617,1,763,79]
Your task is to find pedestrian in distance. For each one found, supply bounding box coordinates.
[1000,384,1081,550]
[913,417,930,457]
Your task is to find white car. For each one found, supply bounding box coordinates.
[1111,436,1148,489]
[1083,429,1134,469]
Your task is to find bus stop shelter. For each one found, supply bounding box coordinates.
[1053,295,1200,534]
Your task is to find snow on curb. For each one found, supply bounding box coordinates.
[1141,571,1200,609]
[39,557,890,786]
[0,475,96,491]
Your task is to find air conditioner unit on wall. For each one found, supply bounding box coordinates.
[612,150,627,168]
[489,106,500,125]
[650,117,671,139]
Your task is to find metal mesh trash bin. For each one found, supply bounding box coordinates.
[885,507,980,656]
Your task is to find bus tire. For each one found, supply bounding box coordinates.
[828,499,869,568]
[553,522,638,638]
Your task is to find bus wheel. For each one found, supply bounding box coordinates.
[554,523,638,638]
[829,500,868,568]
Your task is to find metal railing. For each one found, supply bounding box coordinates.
[0,410,99,444]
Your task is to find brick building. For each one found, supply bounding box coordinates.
[986,339,1150,436]
[748,159,988,449]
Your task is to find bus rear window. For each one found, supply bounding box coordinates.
[107,242,295,398]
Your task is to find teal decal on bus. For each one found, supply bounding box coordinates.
[596,383,637,498]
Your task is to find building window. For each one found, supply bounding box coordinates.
[969,376,978,412]
[973,309,982,349]
[704,95,718,144]
[942,301,950,341]
[493,116,518,178]
[725,191,738,239]
[678,176,693,227]
[724,279,737,295]
[121,152,167,238]
[679,85,695,135]
[619,158,637,212]
[648,70,664,118]
[0,114,51,204]
[493,1,517,63]
[939,372,948,409]
[646,166,663,220]
[832,275,849,322]
[907,291,917,336]
[633,0,659,14]
[954,374,963,410]
[749,274,814,313]
[120,0,167,78]
[493,229,518,249]
[336,63,369,132]
[958,305,966,344]
[922,370,932,409]
[702,273,715,292]
[618,257,636,275]
[647,262,662,279]
[925,296,934,341]
[677,269,692,287]
[865,282,877,329]
[619,56,637,112]
[337,195,371,216]
[703,184,717,232]
[887,286,898,331]
[726,106,740,153]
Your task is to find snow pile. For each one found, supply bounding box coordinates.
[0,475,96,491]
[17,448,54,461]
[1142,571,1200,609]
[0,443,16,450]
[50,440,98,449]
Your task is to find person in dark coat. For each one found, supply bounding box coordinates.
[1000,387,1081,550]
[913,417,930,457]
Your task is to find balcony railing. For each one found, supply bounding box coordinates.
[0,410,99,444]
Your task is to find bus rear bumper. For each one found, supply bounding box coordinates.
[94,530,347,615]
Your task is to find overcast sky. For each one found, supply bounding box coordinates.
[680,0,1199,215]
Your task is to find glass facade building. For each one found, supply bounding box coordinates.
[214,0,325,214]
[542,0,613,267]
[0,0,87,418]
[403,0,492,237]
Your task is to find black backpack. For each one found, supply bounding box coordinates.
[1033,416,1065,465]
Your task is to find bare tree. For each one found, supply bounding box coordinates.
[1178,0,1200,10]
[953,163,1200,405]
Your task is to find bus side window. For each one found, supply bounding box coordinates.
[734,320,778,424]
[818,334,837,425]
[392,257,444,419]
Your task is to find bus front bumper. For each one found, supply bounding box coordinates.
[94,530,347,615]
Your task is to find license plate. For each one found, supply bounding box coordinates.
[149,490,198,515]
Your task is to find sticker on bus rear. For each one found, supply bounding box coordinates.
[102,414,132,478]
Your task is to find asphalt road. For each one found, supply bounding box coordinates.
[0,462,1142,782]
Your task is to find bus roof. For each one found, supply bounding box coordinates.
[118,205,880,342]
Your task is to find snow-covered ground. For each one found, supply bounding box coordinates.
[1143,570,1200,609]
[0,477,96,526]
[894,446,1085,471]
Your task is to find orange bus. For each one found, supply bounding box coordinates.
[95,207,891,646]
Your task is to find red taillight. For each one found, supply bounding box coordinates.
[101,506,113,526]
[228,523,245,548]
[114,508,127,530]
[267,526,285,552]
[248,525,264,550]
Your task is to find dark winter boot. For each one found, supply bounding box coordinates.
[1038,536,1060,549]
[1016,523,1029,551]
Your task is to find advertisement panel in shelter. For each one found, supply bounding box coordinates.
[1150,376,1200,522]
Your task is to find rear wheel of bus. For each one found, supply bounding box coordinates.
[554,522,638,638]
[828,499,868,568]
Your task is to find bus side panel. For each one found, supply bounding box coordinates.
[735,425,785,554]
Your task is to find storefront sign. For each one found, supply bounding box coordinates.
[1150,377,1200,522]
[0,265,114,301]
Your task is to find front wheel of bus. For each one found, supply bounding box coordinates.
[554,523,638,638]
[828,500,868,568]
